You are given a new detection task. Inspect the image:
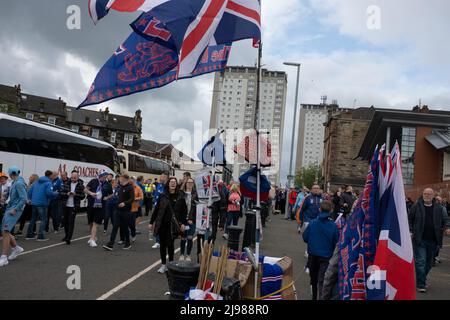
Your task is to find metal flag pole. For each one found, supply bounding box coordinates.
[253,40,263,299]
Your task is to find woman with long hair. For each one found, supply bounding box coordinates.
[149,177,186,273]
[180,177,198,261]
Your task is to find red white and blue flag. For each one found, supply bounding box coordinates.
[81,0,261,107]
[338,143,415,300]
[367,142,416,300]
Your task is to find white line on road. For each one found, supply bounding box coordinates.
[97,236,198,300]
[18,219,150,256]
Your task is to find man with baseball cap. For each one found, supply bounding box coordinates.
[1,166,27,267]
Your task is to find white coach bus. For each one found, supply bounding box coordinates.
[0,113,118,183]
[117,149,173,181]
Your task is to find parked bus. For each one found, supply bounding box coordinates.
[0,113,119,185]
[117,149,173,181]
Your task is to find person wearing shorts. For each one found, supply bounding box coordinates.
[84,171,110,248]
[1,166,27,267]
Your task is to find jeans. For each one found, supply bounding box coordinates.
[414,239,437,288]
[225,211,240,233]
[308,255,330,300]
[108,210,130,246]
[27,206,48,239]
[63,207,77,241]
[180,224,196,256]
[104,203,116,231]
[129,212,137,238]
[46,200,62,232]
[144,196,152,215]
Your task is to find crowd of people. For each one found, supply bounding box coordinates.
[2,165,449,299]
[280,183,450,299]
[0,167,259,273]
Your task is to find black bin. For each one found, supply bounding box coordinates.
[242,210,256,249]
[227,225,243,252]
[166,261,200,300]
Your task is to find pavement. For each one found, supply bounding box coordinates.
[0,212,449,300]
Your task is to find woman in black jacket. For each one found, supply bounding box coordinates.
[150,177,186,273]
[181,177,198,262]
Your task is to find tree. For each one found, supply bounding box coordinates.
[295,164,323,189]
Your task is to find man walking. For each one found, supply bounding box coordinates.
[0,166,27,267]
[60,171,85,245]
[409,188,449,293]
[0,172,11,239]
[103,174,134,251]
[302,201,339,300]
[46,171,63,233]
[26,170,58,241]
[84,170,110,248]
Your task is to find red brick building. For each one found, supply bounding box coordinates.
[357,106,450,199]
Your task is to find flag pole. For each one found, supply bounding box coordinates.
[208,153,215,242]
[253,40,263,299]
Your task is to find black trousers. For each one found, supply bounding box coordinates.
[109,210,130,246]
[144,196,153,215]
[159,228,174,265]
[308,255,330,300]
[63,207,77,241]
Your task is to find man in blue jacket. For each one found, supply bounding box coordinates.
[26,170,58,241]
[302,201,339,300]
[1,166,28,267]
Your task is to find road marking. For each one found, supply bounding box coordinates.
[18,219,150,256]
[97,236,198,300]
[19,235,91,255]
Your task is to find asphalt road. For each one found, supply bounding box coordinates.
[1,212,448,300]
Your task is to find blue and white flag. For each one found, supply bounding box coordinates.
[197,131,226,166]
[78,31,230,108]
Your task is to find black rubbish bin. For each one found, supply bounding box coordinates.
[242,210,256,249]
[227,225,243,252]
[166,261,200,300]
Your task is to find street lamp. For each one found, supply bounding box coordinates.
[283,62,301,220]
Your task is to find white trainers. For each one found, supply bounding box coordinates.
[8,246,24,261]
[0,256,8,267]
[157,265,167,274]
[222,233,229,240]
[179,255,185,261]
[152,242,160,249]
[117,240,124,245]
[89,240,98,248]
[131,237,136,243]
[185,255,192,262]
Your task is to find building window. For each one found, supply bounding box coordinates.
[71,125,79,133]
[124,133,134,146]
[48,116,56,125]
[25,113,34,120]
[401,127,416,185]
[91,128,100,139]
[110,131,117,144]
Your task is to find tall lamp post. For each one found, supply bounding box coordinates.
[283,62,301,219]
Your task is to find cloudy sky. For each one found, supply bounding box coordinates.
[1,0,450,184]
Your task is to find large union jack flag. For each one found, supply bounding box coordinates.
[367,143,416,300]
[90,0,261,77]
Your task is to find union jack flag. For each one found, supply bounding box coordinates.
[90,0,261,77]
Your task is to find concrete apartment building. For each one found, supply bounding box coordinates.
[209,66,287,185]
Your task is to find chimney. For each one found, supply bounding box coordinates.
[134,109,142,133]
[420,105,429,113]
[104,107,109,121]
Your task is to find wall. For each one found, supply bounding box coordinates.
[414,127,442,185]
[323,111,371,191]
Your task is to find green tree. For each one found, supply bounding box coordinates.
[295,164,323,189]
